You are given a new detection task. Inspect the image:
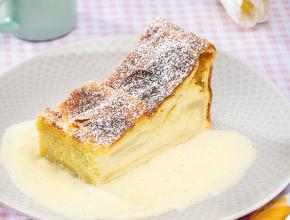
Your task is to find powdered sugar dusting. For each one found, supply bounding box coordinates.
[39,18,210,147]
[69,85,146,146]
[106,18,208,113]
[41,83,146,147]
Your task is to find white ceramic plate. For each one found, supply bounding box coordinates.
[0,36,289,220]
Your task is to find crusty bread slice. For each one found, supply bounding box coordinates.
[37,18,216,184]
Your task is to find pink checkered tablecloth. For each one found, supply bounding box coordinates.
[0,0,289,219]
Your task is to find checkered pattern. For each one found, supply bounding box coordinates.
[0,0,289,219]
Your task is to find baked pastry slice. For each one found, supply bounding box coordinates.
[37,18,216,184]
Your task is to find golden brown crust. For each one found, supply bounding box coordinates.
[105,18,210,114]
[207,65,213,123]
[58,82,109,117]
[39,83,147,147]
[38,18,216,149]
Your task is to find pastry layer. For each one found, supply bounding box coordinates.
[37,18,216,184]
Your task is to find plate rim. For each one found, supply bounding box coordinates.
[0,35,289,220]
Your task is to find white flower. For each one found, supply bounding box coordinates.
[220,0,270,28]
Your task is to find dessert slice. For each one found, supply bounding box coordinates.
[37,18,216,184]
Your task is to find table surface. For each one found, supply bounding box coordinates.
[0,0,289,219]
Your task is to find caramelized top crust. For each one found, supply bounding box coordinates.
[41,82,146,146]
[39,18,213,148]
[105,18,209,114]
